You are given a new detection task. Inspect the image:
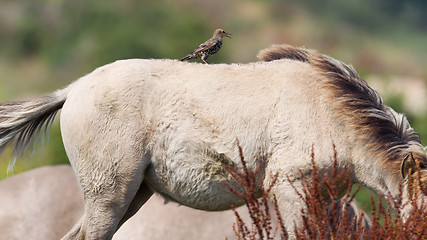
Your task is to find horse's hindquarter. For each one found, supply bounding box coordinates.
[60,59,346,210]
[60,60,157,198]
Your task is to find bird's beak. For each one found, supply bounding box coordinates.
[225,32,232,38]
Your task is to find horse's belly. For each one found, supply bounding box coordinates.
[143,158,246,211]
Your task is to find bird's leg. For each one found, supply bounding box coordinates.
[201,56,209,64]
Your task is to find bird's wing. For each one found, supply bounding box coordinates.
[181,37,220,61]
[196,38,217,51]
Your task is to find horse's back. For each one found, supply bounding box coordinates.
[60,58,322,158]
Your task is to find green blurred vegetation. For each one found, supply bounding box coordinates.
[1,0,212,72]
[0,0,426,215]
[295,0,427,32]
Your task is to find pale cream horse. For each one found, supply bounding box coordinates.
[0,44,425,239]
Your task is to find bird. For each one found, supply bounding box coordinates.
[181,29,232,64]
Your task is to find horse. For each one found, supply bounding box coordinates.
[0,44,425,239]
[0,165,83,240]
[0,165,370,240]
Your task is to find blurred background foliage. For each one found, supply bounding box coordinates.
[0,0,426,213]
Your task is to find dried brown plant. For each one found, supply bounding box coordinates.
[362,166,427,240]
[223,140,286,240]
[290,146,364,239]
[225,142,427,240]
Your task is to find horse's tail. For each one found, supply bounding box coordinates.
[0,87,69,170]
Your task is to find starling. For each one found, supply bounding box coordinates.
[181,29,232,64]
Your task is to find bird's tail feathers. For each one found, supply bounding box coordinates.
[180,54,195,61]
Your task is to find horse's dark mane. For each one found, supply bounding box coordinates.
[257,45,311,63]
[258,44,426,172]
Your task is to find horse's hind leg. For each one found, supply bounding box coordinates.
[117,182,153,229]
[61,154,152,240]
[64,182,153,240]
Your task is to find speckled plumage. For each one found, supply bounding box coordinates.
[181,29,232,64]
